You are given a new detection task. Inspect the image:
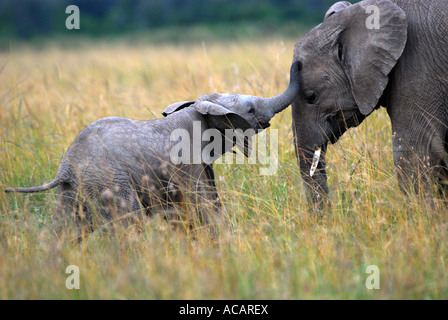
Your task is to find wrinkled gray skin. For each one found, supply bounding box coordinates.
[6,61,301,237]
[292,0,448,209]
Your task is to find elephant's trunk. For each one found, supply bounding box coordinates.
[292,113,330,212]
[262,61,302,116]
[297,143,329,212]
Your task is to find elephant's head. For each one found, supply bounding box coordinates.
[292,0,407,208]
[163,61,301,156]
[163,61,301,130]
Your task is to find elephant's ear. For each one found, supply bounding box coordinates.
[162,101,196,117]
[194,101,252,131]
[324,1,352,19]
[334,0,407,115]
[195,101,254,157]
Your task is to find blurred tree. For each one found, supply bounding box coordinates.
[0,0,348,39]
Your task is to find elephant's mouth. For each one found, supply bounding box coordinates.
[254,121,271,131]
[260,122,271,130]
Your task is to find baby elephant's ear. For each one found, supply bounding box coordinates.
[162,101,196,117]
[194,101,252,131]
[196,101,254,158]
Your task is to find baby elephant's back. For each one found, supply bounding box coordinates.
[60,117,173,189]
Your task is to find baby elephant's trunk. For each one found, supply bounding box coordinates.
[262,61,302,115]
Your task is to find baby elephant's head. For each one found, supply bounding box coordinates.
[162,61,302,133]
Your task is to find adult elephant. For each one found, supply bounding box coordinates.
[292,0,448,208]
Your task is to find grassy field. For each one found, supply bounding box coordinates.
[0,38,447,300]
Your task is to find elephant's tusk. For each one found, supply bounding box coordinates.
[310,147,321,178]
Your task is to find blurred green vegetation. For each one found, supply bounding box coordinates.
[1,0,342,44]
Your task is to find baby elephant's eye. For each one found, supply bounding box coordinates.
[248,106,256,114]
[305,90,317,105]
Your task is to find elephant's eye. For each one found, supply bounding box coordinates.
[338,44,344,61]
[305,90,317,105]
[248,106,255,114]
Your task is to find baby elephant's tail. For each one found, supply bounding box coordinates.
[5,179,60,193]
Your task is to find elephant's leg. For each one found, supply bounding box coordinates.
[429,129,448,196]
[53,183,92,241]
[440,128,448,195]
[183,164,222,237]
[98,180,144,230]
[393,132,422,195]
[392,123,448,197]
[150,165,222,237]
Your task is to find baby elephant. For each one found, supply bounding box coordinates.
[6,61,301,238]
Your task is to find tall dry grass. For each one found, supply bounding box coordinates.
[0,38,447,299]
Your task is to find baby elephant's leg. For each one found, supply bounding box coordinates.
[185,164,222,237]
[53,183,92,241]
[98,179,144,230]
